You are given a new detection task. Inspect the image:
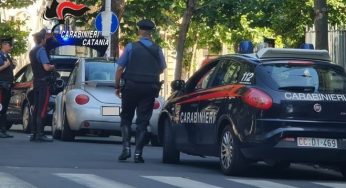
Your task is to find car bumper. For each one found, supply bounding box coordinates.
[67,105,160,133]
[241,119,346,163]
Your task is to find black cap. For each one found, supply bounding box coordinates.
[32,29,47,40]
[137,19,155,31]
[0,37,13,46]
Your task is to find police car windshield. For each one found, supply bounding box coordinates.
[259,63,346,93]
[85,62,116,81]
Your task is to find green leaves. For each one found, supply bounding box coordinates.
[0,20,30,56]
[0,0,33,8]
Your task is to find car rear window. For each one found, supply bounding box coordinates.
[257,62,346,93]
[85,62,116,81]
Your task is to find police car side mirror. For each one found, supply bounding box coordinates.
[171,80,185,91]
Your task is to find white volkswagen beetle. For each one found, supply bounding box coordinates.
[52,57,164,144]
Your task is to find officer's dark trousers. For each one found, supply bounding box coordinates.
[0,87,11,132]
[32,82,50,135]
[120,80,158,154]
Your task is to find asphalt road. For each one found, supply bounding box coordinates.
[0,124,345,188]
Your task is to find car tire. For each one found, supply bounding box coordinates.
[220,125,247,175]
[340,165,346,179]
[52,110,61,139]
[162,118,180,163]
[61,107,75,141]
[22,103,32,133]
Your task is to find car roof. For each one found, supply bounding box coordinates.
[221,48,331,64]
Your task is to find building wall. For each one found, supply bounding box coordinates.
[306,26,346,68]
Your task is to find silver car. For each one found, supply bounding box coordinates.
[52,58,163,145]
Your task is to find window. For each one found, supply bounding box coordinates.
[85,62,116,81]
[194,67,217,90]
[15,68,26,83]
[67,64,78,86]
[210,60,241,87]
[259,63,346,93]
[22,66,33,82]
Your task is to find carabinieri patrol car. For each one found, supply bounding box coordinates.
[158,47,346,177]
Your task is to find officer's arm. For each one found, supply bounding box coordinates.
[0,58,10,72]
[38,48,55,72]
[115,66,125,89]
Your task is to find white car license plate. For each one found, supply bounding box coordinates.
[297,137,338,149]
[102,106,120,116]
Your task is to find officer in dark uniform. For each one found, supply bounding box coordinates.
[0,38,15,138]
[29,29,55,142]
[115,19,166,163]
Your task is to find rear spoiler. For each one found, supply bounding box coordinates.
[257,48,331,62]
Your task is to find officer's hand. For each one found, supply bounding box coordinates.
[115,89,121,98]
[4,60,10,68]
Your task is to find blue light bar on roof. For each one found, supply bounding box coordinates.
[300,43,314,50]
[239,40,254,54]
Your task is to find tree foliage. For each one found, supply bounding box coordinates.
[0,0,33,56]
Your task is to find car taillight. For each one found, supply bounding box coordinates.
[242,88,272,110]
[153,99,160,109]
[75,94,89,105]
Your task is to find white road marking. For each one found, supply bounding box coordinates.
[313,182,346,188]
[142,176,222,188]
[227,178,298,188]
[0,172,36,188]
[55,173,134,188]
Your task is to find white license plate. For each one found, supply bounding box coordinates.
[102,106,120,116]
[297,137,338,149]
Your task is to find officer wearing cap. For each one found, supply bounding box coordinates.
[116,19,166,163]
[0,38,15,138]
[29,29,55,142]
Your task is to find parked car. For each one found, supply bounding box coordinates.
[6,33,108,132]
[158,48,346,177]
[52,57,164,144]
[6,56,77,132]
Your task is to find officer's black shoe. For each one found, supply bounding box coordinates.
[29,134,36,141]
[35,135,53,142]
[118,148,131,161]
[0,131,13,138]
[134,153,144,163]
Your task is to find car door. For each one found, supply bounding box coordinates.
[173,60,219,153]
[8,65,33,119]
[193,58,243,155]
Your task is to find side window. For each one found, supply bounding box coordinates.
[22,66,33,82]
[15,68,26,83]
[68,64,79,86]
[194,66,217,90]
[211,59,241,87]
[239,62,255,85]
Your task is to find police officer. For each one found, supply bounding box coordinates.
[116,19,166,163]
[29,29,55,142]
[0,39,15,138]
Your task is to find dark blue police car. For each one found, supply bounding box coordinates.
[158,48,346,177]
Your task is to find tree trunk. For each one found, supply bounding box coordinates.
[314,0,328,50]
[111,0,125,58]
[175,0,198,80]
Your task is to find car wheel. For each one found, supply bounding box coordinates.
[220,125,247,175]
[22,103,32,133]
[340,165,346,179]
[162,118,180,163]
[61,107,75,141]
[52,110,61,139]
